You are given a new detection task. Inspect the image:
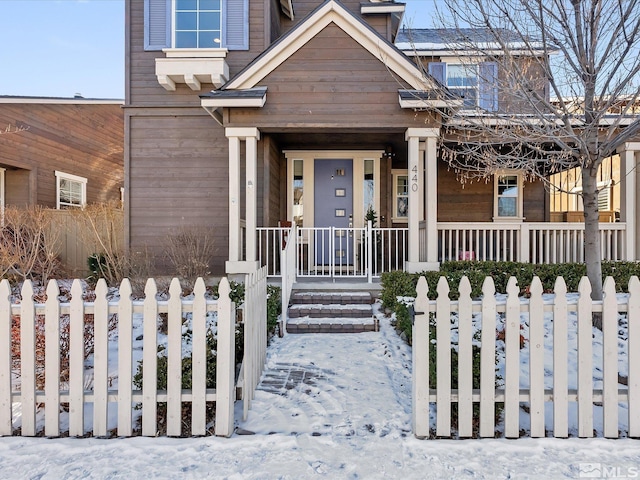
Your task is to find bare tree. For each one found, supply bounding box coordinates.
[417,0,640,299]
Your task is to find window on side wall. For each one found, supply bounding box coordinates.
[392,170,408,222]
[174,0,222,48]
[428,61,498,111]
[55,171,86,209]
[493,172,523,221]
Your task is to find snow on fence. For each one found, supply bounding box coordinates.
[412,275,639,439]
[240,266,268,420]
[1,277,237,438]
[280,223,296,333]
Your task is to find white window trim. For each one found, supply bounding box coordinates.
[493,171,524,222]
[392,169,409,223]
[55,171,87,209]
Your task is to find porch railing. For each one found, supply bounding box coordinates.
[436,222,627,264]
[257,222,628,280]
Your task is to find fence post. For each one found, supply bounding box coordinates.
[412,277,430,438]
[215,278,235,437]
[629,276,640,438]
[479,277,497,437]
[44,279,61,437]
[0,280,12,436]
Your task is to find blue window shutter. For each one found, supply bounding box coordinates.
[428,62,446,84]
[144,0,171,51]
[479,62,498,111]
[224,0,249,50]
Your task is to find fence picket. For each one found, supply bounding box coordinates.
[436,277,451,437]
[602,277,619,438]
[142,279,158,437]
[44,280,61,437]
[215,278,235,437]
[457,276,473,438]
[167,278,183,437]
[93,279,110,437]
[191,278,207,436]
[480,277,496,438]
[412,277,430,438]
[553,277,569,438]
[117,279,133,437]
[577,277,594,437]
[69,279,85,436]
[529,277,545,438]
[20,281,37,436]
[0,280,11,436]
[629,276,640,438]
[504,277,521,438]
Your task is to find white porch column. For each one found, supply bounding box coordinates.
[618,143,640,261]
[225,127,261,274]
[405,128,440,273]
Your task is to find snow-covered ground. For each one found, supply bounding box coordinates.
[1,302,639,479]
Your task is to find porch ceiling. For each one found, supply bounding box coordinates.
[268,131,409,156]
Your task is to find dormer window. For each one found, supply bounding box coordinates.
[428,61,498,111]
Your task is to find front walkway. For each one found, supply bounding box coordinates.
[238,304,413,438]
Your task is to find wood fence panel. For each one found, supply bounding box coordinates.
[602,277,619,438]
[142,279,158,437]
[0,280,11,436]
[436,277,451,437]
[117,279,133,437]
[553,277,569,438]
[93,279,109,437]
[577,277,594,437]
[44,280,61,437]
[504,277,521,438]
[629,276,640,438]
[412,277,430,438]
[167,279,183,437]
[20,281,36,436]
[528,277,545,438]
[479,277,496,438]
[69,279,85,437]
[457,277,473,438]
[191,278,207,436]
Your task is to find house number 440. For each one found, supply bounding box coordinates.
[411,165,418,192]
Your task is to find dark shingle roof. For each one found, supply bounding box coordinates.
[395,28,531,46]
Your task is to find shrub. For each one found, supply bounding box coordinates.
[0,206,63,284]
[164,226,216,283]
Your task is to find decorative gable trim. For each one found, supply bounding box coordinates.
[224,0,433,91]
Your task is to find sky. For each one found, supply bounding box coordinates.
[0,0,434,100]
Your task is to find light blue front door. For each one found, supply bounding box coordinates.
[314,159,353,266]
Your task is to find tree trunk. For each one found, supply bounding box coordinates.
[582,172,603,302]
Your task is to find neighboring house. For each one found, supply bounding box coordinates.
[124,0,640,279]
[0,96,124,210]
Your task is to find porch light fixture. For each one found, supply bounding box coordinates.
[383,146,395,159]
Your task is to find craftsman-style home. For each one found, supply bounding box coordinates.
[124,0,640,280]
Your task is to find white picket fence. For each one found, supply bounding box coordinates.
[1,277,241,438]
[412,275,639,439]
[240,266,268,420]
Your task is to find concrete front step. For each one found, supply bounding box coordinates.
[290,291,373,305]
[286,323,378,334]
[288,304,373,318]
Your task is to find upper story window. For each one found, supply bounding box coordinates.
[429,61,498,111]
[174,0,222,48]
[55,171,87,209]
[145,0,248,51]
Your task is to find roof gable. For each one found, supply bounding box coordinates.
[224,0,433,91]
